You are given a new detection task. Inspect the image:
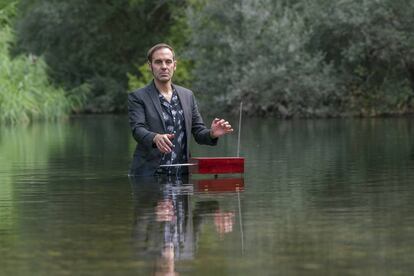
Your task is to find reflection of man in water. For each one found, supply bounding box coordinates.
[156,176,193,261]
[130,176,236,275]
[155,243,176,276]
[130,175,193,275]
[214,211,235,237]
[154,183,181,276]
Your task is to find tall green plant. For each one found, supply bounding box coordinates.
[0,1,73,124]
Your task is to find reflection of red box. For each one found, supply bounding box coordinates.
[193,178,244,193]
[189,157,244,174]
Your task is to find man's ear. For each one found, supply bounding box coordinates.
[147,61,152,71]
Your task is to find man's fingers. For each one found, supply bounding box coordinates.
[212,118,222,126]
[159,138,172,152]
[163,136,173,147]
[210,118,234,138]
[154,134,173,153]
[158,144,171,153]
[218,120,232,130]
[220,120,229,127]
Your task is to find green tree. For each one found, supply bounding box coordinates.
[14,0,187,113]
[306,0,414,115]
[186,0,414,117]
[127,1,194,92]
[186,0,340,117]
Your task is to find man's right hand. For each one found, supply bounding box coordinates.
[153,133,175,153]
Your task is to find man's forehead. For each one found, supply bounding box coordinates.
[152,48,174,59]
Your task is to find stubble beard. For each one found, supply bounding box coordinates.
[151,66,173,84]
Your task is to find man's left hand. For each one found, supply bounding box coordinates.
[210,118,234,138]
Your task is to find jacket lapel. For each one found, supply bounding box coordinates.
[174,86,191,129]
[148,81,166,132]
[175,86,193,159]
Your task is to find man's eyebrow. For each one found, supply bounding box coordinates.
[153,58,174,62]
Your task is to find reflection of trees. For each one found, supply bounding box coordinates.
[0,117,134,274]
[0,116,132,182]
[0,123,67,230]
[0,122,70,272]
[45,116,131,178]
[4,117,413,274]
[200,118,414,275]
[1,117,132,230]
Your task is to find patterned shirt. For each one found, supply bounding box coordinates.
[158,88,187,168]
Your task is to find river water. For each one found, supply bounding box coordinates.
[1,115,414,275]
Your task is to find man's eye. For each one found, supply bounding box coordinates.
[166,60,173,64]
[154,60,162,64]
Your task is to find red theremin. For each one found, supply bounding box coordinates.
[190,157,244,174]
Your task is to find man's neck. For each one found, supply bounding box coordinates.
[154,80,172,94]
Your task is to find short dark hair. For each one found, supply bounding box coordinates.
[147,43,175,62]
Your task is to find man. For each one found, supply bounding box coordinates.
[128,43,233,176]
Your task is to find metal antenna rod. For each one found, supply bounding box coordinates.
[237,102,243,157]
[237,189,244,254]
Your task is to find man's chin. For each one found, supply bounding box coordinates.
[157,77,171,83]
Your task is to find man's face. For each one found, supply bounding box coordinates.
[149,48,176,84]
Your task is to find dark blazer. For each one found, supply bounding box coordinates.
[128,81,217,176]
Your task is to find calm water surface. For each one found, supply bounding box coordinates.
[1,115,414,275]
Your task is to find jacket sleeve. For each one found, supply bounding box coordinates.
[128,92,157,148]
[191,94,218,146]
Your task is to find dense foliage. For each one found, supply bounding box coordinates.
[0,1,77,124]
[14,0,186,113]
[8,0,414,118]
[187,0,414,117]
